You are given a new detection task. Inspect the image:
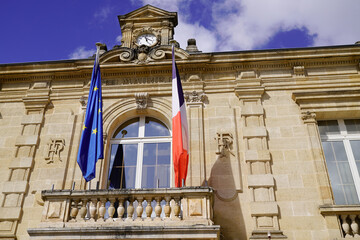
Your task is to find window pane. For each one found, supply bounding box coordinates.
[144,117,170,137]
[321,140,358,204]
[142,142,171,188]
[113,118,139,138]
[109,144,137,189]
[345,119,360,134]
[318,120,340,135]
[350,140,360,180]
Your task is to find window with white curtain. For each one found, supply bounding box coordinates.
[319,119,360,205]
[108,116,172,189]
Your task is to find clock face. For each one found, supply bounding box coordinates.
[136,34,157,46]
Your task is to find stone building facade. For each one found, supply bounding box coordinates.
[1,4,360,240]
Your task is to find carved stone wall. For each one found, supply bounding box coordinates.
[0,82,49,239]
[235,72,285,239]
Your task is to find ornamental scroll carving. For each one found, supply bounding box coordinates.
[184,91,206,103]
[45,138,65,164]
[135,92,149,110]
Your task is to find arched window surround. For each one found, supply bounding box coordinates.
[99,98,173,189]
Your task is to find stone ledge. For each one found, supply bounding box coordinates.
[28,225,221,240]
[319,204,360,215]
[250,230,287,239]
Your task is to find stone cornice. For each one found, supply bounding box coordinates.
[0,45,359,80]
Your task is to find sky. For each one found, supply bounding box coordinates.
[0,0,359,64]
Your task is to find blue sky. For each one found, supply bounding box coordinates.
[0,0,359,64]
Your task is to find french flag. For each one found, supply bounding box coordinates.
[172,44,189,188]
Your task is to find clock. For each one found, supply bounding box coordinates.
[136,34,157,47]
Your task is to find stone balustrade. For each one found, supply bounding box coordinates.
[320,205,360,238]
[39,187,214,228]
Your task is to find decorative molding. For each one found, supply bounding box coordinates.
[293,65,306,77]
[301,111,317,124]
[45,138,65,164]
[134,92,149,110]
[79,96,87,107]
[118,48,135,62]
[184,91,206,103]
[215,132,234,157]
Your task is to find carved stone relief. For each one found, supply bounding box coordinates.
[215,132,234,157]
[135,92,149,110]
[45,138,65,164]
[184,91,206,103]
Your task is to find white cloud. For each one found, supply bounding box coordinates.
[174,18,217,52]
[94,6,112,22]
[212,0,360,50]
[134,0,360,52]
[69,47,95,59]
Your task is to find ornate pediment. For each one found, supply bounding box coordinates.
[100,45,189,64]
[117,5,178,49]
[118,5,177,23]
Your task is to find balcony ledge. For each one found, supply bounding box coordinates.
[28,225,220,240]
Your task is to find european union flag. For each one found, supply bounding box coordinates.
[77,46,104,182]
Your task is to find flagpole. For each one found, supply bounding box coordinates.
[170,40,189,188]
[77,42,104,183]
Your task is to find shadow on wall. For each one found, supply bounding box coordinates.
[207,150,247,240]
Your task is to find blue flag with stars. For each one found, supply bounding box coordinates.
[77,47,104,182]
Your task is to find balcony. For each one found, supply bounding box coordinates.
[28,187,220,240]
[320,205,360,239]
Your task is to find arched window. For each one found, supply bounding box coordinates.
[108,116,171,189]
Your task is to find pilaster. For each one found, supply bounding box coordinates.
[235,72,286,239]
[185,91,206,186]
[0,82,49,239]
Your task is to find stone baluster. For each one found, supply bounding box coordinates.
[79,199,88,221]
[117,198,125,221]
[341,215,351,237]
[97,198,106,222]
[145,197,153,220]
[173,197,181,220]
[69,200,79,222]
[135,197,144,221]
[164,196,171,219]
[107,198,116,221]
[154,197,162,220]
[89,198,97,222]
[350,215,359,237]
[126,199,135,221]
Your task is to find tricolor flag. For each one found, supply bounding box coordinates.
[172,44,189,187]
[77,44,104,182]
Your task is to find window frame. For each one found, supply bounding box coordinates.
[108,115,173,189]
[320,119,360,204]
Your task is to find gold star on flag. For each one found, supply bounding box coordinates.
[94,86,98,91]
[82,124,87,131]
[92,128,97,134]
[98,108,101,113]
